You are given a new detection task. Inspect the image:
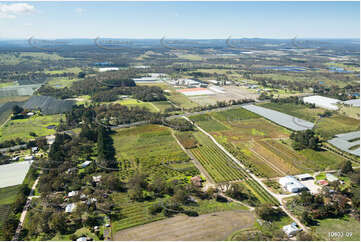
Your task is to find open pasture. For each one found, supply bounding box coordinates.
[315,114,360,139]
[0,114,62,142]
[106,98,159,112]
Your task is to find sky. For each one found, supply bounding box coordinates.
[0,1,360,39]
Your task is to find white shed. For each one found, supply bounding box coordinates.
[283,222,302,237]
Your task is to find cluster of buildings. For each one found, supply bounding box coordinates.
[279,175,309,193]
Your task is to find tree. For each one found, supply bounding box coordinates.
[256,204,283,221]
[301,211,314,226]
[49,212,67,234]
[2,216,19,240]
[340,160,353,174]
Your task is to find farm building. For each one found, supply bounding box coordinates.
[326,173,338,182]
[282,222,302,237]
[68,191,79,197]
[98,67,119,72]
[177,88,215,96]
[303,95,340,110]
[343,99,360,107]
[279,176,307,193]
[328,131,360,157]
[295,174,313,181]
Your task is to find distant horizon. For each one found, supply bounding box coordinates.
[0,1,359,39]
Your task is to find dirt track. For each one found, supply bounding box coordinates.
[113,210,255,241]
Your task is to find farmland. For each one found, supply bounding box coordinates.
[0,113,62,142]
[111,124,194,180]
[187,131,278,205]
[258,102,360,139]
[192,107,349,178]
[113,210,255,241]
[105,98,159,112]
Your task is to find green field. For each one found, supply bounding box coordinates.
[316,114,360,139]
[47,77,79,88]
[104,98,158,112]
[188,131,278,205]
[0,114,62,142]
[151,101,175,112]
[112,124,192,180]
[313,216,360,241]
[190,114,230,132]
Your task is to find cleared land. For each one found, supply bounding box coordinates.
[0,114,62,142]
[113,210,255,241]
[314,216,360,241]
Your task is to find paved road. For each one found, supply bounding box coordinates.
[13,177,40,241]
[183,116,308,232]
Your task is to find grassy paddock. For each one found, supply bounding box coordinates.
[0,114,62,142]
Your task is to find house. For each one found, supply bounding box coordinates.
[31,147,38,153]
[317,180,329,186]
[92,175,102,183]
[283,222,302,237]
[68,191,79,197]
[80,160,92,168]
[190,176,203,187]
[326,173,338,182]
[279,176,307,193]
[46,135,56,145]
[65,203,76,213]
[295,174,313,181]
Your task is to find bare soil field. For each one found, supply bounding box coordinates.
[189,86,259,105]
[113,210,255,241]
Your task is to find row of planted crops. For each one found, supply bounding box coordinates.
[189,132,279,206]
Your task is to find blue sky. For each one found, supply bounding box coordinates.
[0,1,359,39]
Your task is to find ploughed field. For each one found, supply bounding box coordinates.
[113,210,255,241]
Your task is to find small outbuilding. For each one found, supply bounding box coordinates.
[80,160,92,168]
[326,173,339,182]
[65,203,76,213]
[283,222,302,237]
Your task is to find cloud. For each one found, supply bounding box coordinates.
[75,8,85,15]
[0,3,35,19]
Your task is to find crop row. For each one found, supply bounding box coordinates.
[190,132,279,205]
